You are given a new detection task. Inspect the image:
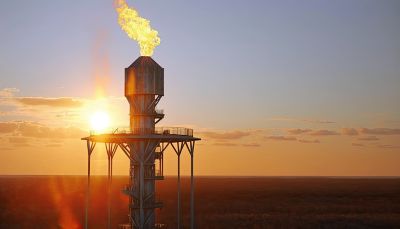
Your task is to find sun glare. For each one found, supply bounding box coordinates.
[90,111,110,132]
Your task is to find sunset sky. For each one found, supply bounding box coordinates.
[0,0,399,176]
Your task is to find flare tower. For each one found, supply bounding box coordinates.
[82,56,200,229]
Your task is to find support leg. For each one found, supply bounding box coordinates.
[107,156,111,229]
[171,142,184,229]
[185,141,196,229]
[177,153,181,229]
[106,143,117,229]
[85,140,95,229]
[190,150,194,229]
[85,154,90,229]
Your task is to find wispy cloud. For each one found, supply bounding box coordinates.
[269,117,335,124]
[265,136,297,141]
[308,130,339,136]
[0,88,19,97]
[358,136,379,141]
[8,136,30,144]
[377,144,400,149]
[0,121,86,139]
[287,129,312,135]
[241,143,261,147]
[341,128,359,136]
[199,130,258,140]
[298,139,320,143]
[0,89,86,124]
[340,128,400,136]
[0,122,19,133]
[45,143,64,148]
[8,136,31,147]
[13,97,83,108]
[287,128,340,136]
[359,128,400,135]
[302,119,335,124]
[213,142,238,146]
[352,143,364,147]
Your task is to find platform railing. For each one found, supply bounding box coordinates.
[144,168,162,179]
[155,223,167,229]
[155,108,164,115]
[128,109,164,115]
[119,223,166,229]
[90,127,193,137]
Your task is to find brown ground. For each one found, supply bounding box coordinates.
[0,176,399,228]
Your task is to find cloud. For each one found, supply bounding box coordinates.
[8,137,31,147]
[286,129,338,136]
[284,127,400,137]
[298,139,320,143]
[0,88,19,97]
[18,122,86,138]
[359,128,400,135]
[13,97,83,108]
[0,122,18,133]
[56,112,79,118]
[8,137,30,144]
[341,128,359,136]
[308,130,339,136]
[302,119,335,124]
[213,142,237,146]
[352,143,364,147]
[0,111,13,116]
[377,144,400,149]
[358,136,379,141]
[0,121,86,139]
[45,143,63,148]
[199,130,256,140]
[269,117,335,124]
[265,136,297,141]
[241,143,260,147]
[287,129,312,135]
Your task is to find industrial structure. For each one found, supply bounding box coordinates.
[82,56,200,229]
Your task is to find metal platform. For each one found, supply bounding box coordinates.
[81,133,200,143]
[83,127,200,229]
[82,127,200,143]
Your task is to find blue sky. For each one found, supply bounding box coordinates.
[0,0,399,175]
[1,0,399,129]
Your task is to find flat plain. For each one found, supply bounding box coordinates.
[0,176,399,228]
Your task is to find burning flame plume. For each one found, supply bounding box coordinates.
[114,0,160,56]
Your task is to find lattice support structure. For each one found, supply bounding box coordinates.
[82,56,200,229]
[83,137,199,229]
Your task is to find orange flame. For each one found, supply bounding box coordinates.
[114,0,160,56]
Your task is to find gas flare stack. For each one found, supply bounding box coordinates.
[82,56,200,229]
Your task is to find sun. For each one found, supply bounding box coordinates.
[90,111,110,133]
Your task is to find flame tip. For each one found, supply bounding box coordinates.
[115,0,160,56]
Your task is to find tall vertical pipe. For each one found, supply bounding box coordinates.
[125,56,164,228]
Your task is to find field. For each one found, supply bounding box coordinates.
[0,176,399,228]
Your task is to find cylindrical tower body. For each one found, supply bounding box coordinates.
[125,56,164,133]
[125,56,164,229]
